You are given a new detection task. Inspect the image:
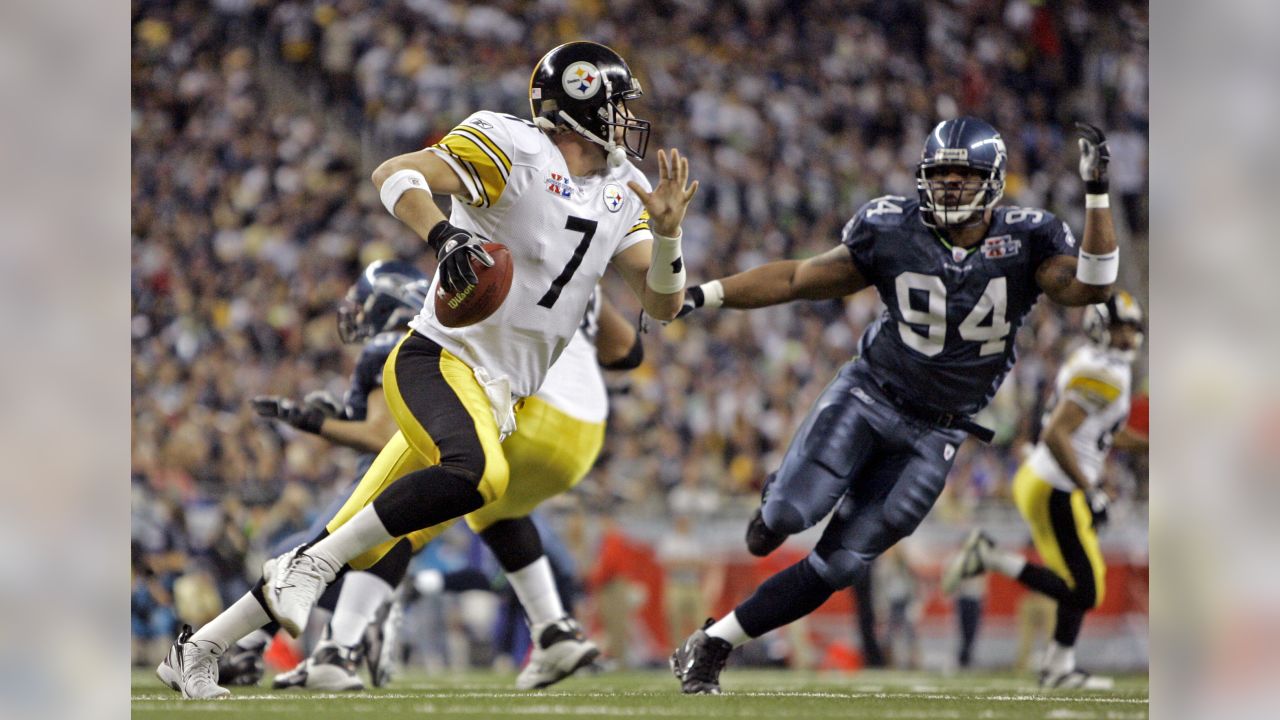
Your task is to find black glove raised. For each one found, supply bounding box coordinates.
[1075,122,1110,195]
[251,396,326,434]
[427,221,494,294]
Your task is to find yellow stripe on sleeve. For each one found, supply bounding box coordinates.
[434,133,508,207]
[1065,375,1122,406]
[626,207,651,236]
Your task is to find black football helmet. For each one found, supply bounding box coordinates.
[916,116,1007,228]
[529,41,650,167]
[336,260,430,343]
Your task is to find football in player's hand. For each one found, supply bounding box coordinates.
[433,242,513,327]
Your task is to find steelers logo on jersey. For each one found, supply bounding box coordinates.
[603,183,625,213]
[562,61,602,100]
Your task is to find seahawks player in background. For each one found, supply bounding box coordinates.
[216,259,431,690]
[942,291,1148,688]
[669,119,1122,694]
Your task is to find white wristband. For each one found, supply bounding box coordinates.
[699,279,725,309]
[379,169,431,218]
[1085,193,1110,209]
[1076,248,1119,285]
[646,230,686,294]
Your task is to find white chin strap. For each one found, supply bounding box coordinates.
[550,110,625,168]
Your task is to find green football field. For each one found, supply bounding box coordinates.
[132,667,1149,719]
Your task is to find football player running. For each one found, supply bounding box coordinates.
[159,41,695,699]
[669,118,1120,694]
[216,259,431,691]
[942,291,1147,689]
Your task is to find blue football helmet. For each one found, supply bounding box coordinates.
[336,260,430,343]
[916,116,1007,228]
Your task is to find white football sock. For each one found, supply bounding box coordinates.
[983,548,1027,578]
[235,628,273,651]
[1045,641,1076,675]
[506,556,565,626]
[328,571,394,647]
[304,505,395,571]
[705,611,750,647]
[191,593,271,652]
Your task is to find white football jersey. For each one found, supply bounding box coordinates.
[533,291,608,424]
[409,110,652,398]
[1026,344,1133,492]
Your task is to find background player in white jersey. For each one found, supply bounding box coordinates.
[158,41,696,700]
[943,291,1148,688]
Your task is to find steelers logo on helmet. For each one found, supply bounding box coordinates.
[603,183,625,213]
[562,61,603,100]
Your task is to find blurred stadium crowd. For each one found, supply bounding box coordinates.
[132,0,1148,667]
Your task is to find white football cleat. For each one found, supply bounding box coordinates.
[263,545,338,637]
[941,529,994,595]
[304,641,366,691]
[270,658,310,689]
[516,617,600,690]
[1040,668,1114,690]
[156,624,231,699]
[366,589,404,688]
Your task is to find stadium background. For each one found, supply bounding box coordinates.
[131,0,1148,677]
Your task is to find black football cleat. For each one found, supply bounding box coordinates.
[745,508,787,557]
[670,620,733,695]
[216,643,265,686]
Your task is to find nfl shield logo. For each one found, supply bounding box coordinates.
[952,246,967,263]
[603,183,624,212]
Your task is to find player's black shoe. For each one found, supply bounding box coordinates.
[216,643,265,686]
[670,620,733,695]
[745,508,786,557]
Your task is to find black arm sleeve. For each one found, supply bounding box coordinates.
[601,334,644,371]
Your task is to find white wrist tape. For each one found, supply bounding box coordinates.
[1085,193,1110,209]
[700,280,725,309]
[646,230,686,294]
[379,169,431,218]
[1076,248,1119,285]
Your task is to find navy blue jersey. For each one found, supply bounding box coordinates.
[343,331,400,421]
[842,196,1077,416]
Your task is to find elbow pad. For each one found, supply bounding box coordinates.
[601,335,644,371]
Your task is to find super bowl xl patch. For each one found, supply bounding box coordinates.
[982,234,1021,259]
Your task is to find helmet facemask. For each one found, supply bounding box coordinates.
[917,163,1004,228]
[535,76,649,168]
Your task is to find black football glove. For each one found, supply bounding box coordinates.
[302,390,345,419]
[427,221,494,294]
[251,396,326,434]
[676,284,706,319]
[1075,122,1110,194]
[1086,487,1110,529]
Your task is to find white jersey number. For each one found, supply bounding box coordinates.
[895,273,1012,357]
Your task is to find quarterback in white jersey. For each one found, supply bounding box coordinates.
[944,291,1148,689]
[412,108,656,398]
[157,41,697,701]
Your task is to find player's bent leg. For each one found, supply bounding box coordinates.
[266,334,510,636]
[755,364,879,553]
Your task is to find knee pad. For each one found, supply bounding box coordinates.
[807,547,875,589]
